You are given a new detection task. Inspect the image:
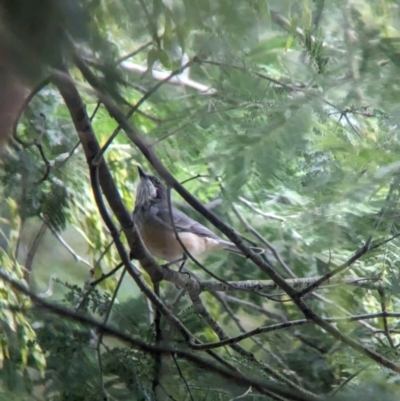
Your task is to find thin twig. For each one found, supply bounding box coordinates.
[232,204,295,277]
[300,184,400,297]
[35,141,51,183]
[152,281,162,395]
[296,242,371,297]
[92,58,195,165]
[116,40,153,64]
[76,240,120,311]
[90,262,124,287]
[378,289,395,348]
[172,353,195,401]
[330,365,368,396]
[25,222,47,275]
[137,0,160,47]
[42,216,92,269]
[224,294,285,321]
[229,386,252,401]
[159,383,180,401]
[12,76,51,147]
[89,101,102,121]
[96,267,127,399]
[269,10,344,55]
[238,197,286,221]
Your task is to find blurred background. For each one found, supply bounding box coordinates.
[1,0,400,400]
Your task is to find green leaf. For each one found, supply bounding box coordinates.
[156,48,172,69]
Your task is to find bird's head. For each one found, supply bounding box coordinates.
[135,166,167,207]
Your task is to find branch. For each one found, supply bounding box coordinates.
[35,140,51,184]
[232,204,296,277]
[238,197,286,221]
[378,289,395,348]
[120,58,216,95]
[172,353,195,401]
[296,242,371,297]
[96,267,127,399]
[0,270,317,401]
[152,281,162,396]
[192,312,400,351]
[89,262,124,287]
[199,276,382,293]
[12,76,51,147]
[116,40,153,64]
[298,182,400,298]
[51,68,136,243]
[25,222,47,275]
[41,215,92,269]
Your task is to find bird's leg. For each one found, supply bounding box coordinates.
[161,255,190,280]
[178,254,188,273]
[161,256,185,270]
[160,262,173,270]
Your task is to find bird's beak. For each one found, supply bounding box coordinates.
[137,166,147,179]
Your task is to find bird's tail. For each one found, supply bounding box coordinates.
[219,240,264,257]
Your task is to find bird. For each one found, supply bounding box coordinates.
[133,166,264,269]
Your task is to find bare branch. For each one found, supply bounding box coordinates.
[120,57,216,95]
[200,276,382,293]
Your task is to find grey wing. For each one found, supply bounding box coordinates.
[153,205,221,239]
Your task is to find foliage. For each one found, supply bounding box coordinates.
[2,0,400,400]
